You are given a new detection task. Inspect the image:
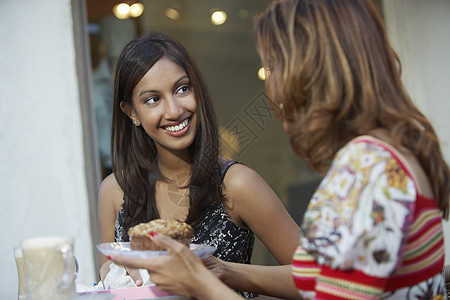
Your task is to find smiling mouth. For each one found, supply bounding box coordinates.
[163,118,190,133]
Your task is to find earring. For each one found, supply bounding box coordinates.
[133,120,138,125]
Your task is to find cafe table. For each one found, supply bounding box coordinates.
[77,285,188,300]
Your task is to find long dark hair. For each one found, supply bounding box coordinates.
[111,32,222,229]
[255,0,449,218]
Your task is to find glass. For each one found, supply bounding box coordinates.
[20,236,77,300]
[13,247,26,300]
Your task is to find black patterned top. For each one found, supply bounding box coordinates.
[114,160,257,298]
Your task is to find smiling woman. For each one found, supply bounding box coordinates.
[97,32,300,298]
[120,57,198,151]
[86,0,314,274]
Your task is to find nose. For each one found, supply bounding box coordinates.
[163,97,183,120]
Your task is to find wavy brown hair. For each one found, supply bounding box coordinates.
[111,32,221,230]
[255,0,449,218]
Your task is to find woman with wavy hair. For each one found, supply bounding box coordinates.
[255,0,449,298]
[108,1,449,299]
[97,32,300,298]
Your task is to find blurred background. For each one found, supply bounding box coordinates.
[86,0,331,269]
[1,0,449,298]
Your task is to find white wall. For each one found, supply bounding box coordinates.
[0,0,96,298]
[383,0,450,263]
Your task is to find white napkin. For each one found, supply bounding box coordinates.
[103,263,151,289]
[76,263,152,292]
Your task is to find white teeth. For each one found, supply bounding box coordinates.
[165,119,189,132]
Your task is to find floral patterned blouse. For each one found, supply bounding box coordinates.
[292,136,446,299]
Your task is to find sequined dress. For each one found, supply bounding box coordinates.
[114,160,257,298]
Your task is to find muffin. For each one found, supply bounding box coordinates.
[128,219,194,251]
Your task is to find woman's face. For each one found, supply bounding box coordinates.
[122,56,198,153]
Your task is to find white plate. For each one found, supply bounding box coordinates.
[97,242,216,259]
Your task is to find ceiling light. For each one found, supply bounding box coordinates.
[129,3,144,18]
[113,2,144,19]
[211,11,227,26]
[165,8,180,20]
[113,3,130,19]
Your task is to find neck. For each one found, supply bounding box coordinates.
[156,148,192,180]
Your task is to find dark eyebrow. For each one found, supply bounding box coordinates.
[173,75,189,89]
[138,75,189,97]
[139,90,156,97]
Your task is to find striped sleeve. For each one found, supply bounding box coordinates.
[315,266,387,299]
[292,246,320,291]
[292,246,388,299]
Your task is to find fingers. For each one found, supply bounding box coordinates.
[149,232,187,254]
[201,255,216,266]
[109,255,154,271]
[108,234,197,279]
[201,255,226,282]
[127,268,143,286]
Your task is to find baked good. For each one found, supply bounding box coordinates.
[128,219,194,251]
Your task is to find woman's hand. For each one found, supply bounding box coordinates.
[110,233,245,299]
[109,233,209,297]
[109,233,242,299]
[202,255,228,283]
[125,267,143,286]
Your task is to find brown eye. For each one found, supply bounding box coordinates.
[145,96,160,105]
[176,85,191,95]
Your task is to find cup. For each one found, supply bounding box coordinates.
[13,247,26,300]
[20,236,78,300]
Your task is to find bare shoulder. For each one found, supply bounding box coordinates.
[222,163,265,192]
[98,173,125,248]
[220,162,299,251]
[221,163,277,203]
[221,163,275,227]
[100,172,121,190]
[98,173,124,210]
